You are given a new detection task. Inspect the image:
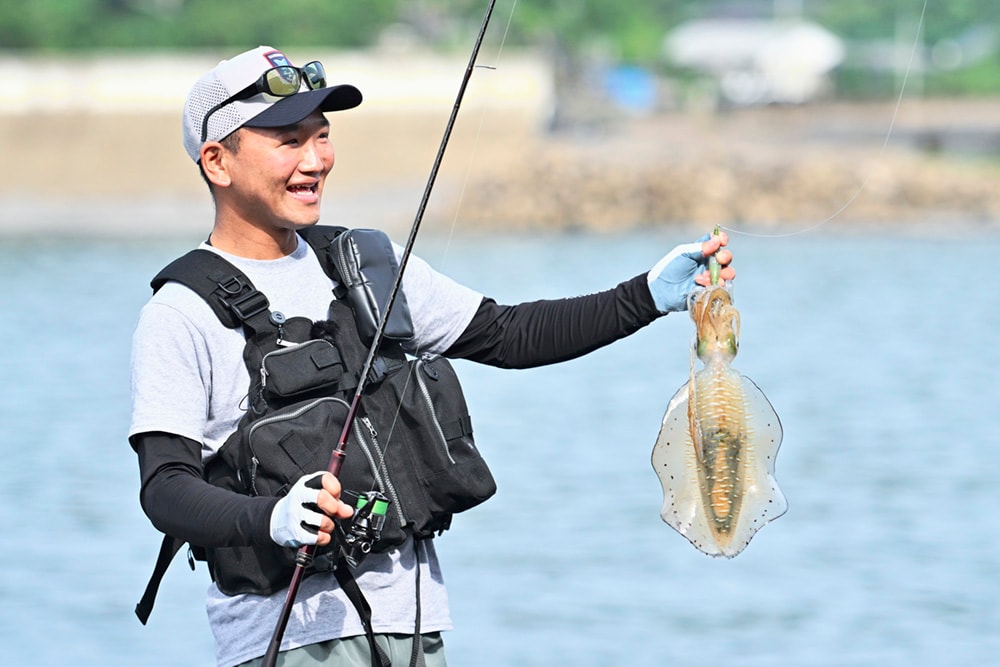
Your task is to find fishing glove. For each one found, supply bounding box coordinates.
[646,235,711,313]
[270,471,330,548]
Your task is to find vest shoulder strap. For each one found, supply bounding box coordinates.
[150,225,413,343]
[151,248,268,330]
[149,225,349,334]
[297,224,348,284]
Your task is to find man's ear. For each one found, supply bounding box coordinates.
[200,142,232,188]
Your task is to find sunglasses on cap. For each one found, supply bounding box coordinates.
[200,60,327,143]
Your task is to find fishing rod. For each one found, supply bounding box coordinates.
[261,2,499,664]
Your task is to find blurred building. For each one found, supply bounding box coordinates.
[663,18,845,107]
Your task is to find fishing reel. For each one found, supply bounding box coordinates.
[336,490,391,568]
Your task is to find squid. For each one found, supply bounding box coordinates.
[651,249,786,557]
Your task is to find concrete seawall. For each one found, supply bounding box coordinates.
[0,50,548,238]
[3,52,999,237]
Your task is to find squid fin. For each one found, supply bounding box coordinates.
[652,381,720,554]
[731,374,787,545]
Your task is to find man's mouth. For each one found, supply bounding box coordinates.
[288,183,318,195]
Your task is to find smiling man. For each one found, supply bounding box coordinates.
[129,46,733,667]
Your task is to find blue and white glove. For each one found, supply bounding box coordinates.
[270,471,329,548]
[646,235,711,313]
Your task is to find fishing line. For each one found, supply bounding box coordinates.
[720,0,930,240]
[392,0,518,293]
[370,0,519,474]
[435,0,519,257]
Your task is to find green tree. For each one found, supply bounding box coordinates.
[2,0,998,87]
[0,0,401,49]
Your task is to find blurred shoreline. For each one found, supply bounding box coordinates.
[455,97,1000,233]
[4,97,1000,238]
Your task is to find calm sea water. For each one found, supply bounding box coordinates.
[1,225,997,666]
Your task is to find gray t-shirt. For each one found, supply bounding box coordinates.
[130,233,482,667]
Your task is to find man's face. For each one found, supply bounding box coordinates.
[221,110,335,230]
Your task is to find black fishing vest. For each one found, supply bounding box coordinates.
[136,226,495,621]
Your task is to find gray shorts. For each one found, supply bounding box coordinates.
[238,632,446,667]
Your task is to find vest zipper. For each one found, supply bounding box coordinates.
[414,357,455,464]
[356,414,407,526]
[335,234,359,287]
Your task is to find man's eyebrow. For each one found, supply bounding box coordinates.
[274,117,330,134]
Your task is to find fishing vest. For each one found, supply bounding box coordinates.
[135,226,496,622]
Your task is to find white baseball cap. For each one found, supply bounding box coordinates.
[182,46,362,162]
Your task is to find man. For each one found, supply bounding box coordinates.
[130,46,734,667]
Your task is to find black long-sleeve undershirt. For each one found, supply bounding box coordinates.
[444,272,663,368]
[135,271,664,547]
[134,432,277,547]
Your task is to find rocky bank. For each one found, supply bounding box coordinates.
[452,98,1000,233]
[3,98,999,237]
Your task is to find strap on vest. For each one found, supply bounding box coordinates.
[334,557,393,667]
[150,226,412,344]
[148,226,347,335]
[332,539,427,667]
[299,224,349,292]
[151,249,273,335]
[440,415,474,442]
[409,541,426,667]
[135,534,187,625]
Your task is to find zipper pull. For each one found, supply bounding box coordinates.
[360,415,379,442]
[249,455,260,496]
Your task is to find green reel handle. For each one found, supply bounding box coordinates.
[708,225,721,286]
[355,492,390,517]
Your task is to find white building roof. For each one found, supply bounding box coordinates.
[663,19,845,104]
[665,19,845,73]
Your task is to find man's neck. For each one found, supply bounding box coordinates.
[208,218,300,259]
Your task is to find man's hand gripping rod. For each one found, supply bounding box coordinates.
[261,2,499,664]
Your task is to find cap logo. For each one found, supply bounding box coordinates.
[264,51,291,68]
[263,50,298,87]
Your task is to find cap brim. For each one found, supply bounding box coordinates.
[243,84,362,129]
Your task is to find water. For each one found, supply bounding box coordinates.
[1,226,997,666]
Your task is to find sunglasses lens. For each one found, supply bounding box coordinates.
[263,66,301,96]
[302,61,327,90]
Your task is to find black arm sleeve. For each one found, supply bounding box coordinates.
[133,431,278,548]
[443,272,663,369]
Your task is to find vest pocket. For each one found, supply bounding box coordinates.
[261,339,348,400]
[244,397,350,496]
[385,354,497,538]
